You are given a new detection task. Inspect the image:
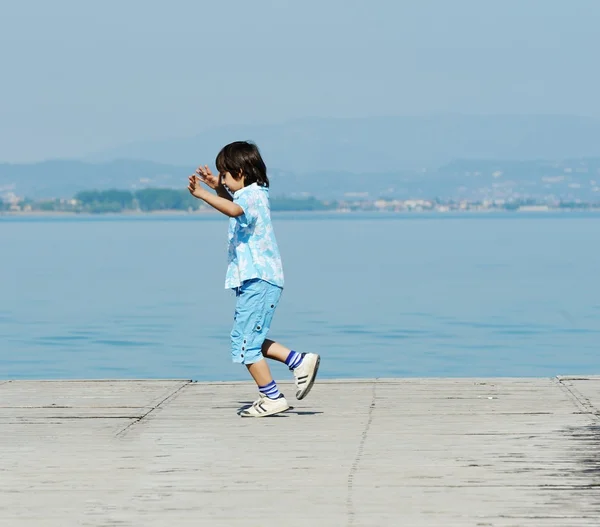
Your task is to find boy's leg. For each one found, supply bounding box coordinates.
[238,357,290,417]
[262,339,321,401]
[261,339,290,362]
[246,356,276,386]
[232,280,289,417]
[261,339,303,368]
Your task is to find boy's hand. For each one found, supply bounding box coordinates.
[188,175,208,199]
[187,174,243,217]
[195,165,220,190]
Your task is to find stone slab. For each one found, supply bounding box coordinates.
[0,377,598,526]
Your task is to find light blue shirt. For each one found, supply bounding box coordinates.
[225,183,284,290]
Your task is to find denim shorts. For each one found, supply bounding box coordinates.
[231,278,283,365]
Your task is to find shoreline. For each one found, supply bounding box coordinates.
[2,208,600,218]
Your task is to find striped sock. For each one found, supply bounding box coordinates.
[258,380,281,400]
[285,350,304,370]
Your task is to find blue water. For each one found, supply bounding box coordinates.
[1,212,599,380]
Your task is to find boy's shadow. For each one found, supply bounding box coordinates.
[235,401,323,417]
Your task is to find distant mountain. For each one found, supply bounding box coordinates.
[4,114,600,201]
[0,159,192,200]
[84,115,600,172]
[1,157,599,202]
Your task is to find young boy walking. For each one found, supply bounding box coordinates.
[188,141,320,417]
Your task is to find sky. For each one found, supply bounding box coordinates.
[1,0,599,162]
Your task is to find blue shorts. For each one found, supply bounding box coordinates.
[231,278,283,365]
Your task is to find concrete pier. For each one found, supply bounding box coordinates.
[1,377,599,526]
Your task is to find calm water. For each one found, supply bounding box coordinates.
[1,212,599,380]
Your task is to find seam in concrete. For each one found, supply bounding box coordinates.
[0,405,151,409]
[554,377,600,423]
[557,376,600,381]
[7,415,138,420]
[0,379,193,383]
[115,380,193,437]
[346,378,377,527]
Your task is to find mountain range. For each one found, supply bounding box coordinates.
[2,115,600,201]
[83,114,600,172]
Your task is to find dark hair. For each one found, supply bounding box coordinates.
[215,141,269,188]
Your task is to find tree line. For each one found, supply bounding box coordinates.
[1,188,337,213]
[75,189,200,212]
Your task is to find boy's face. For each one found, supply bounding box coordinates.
[220,170,244,193]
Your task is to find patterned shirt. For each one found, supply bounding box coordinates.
[224,183,284,290]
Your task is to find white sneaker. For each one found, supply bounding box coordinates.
[293,353,320,400]
[238,394,290,417]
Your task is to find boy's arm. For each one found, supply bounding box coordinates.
[192,187,243,217]
[215,184,234,201]
[195,166,233,201]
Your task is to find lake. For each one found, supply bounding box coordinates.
[1,212,599,380]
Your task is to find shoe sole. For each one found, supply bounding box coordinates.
[238,404,291,418]
[296,355,320,400]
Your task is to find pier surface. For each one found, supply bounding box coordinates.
[1,377,599,526]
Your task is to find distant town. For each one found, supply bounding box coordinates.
[3,155,600,213]
[1,188,599,215]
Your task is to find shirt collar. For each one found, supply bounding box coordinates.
[233,182,259,198]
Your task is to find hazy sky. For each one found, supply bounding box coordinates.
[1,0,599,162]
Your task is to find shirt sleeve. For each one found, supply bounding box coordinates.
[234,190,258,228]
